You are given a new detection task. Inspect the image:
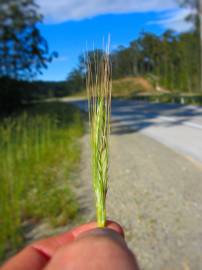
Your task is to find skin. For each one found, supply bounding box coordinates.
[1,221,139,270]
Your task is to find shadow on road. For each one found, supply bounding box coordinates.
[63,98,202,135]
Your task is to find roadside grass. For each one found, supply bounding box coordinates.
[0,102,84,260]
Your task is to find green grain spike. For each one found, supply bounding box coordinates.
[87,43,112,228]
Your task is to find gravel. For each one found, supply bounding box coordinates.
[78,129,202,270]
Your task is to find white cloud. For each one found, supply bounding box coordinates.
[150,8,195,32]
[36,0,179,23]
[36,0,195,32]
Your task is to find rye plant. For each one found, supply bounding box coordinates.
[86,44,112,228]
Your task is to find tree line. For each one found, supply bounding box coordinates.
[68,29,200,93]
[112,29,200,92]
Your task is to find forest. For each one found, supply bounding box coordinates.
[111,30,200,92]
[68,28,200,95]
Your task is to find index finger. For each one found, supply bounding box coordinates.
[32,220,124,258]
[1,220,124,270]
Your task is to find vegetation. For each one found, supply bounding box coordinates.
[0,102,84,260]
[67,27,200,96]
[87,48,112,228]
[0,0,57,79]
[0,0,57,110]
[0,78,76,111]
[110,0,201,94]
[0,1,85,260]
[108,29,199,93]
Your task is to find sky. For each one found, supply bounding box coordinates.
[36,0,193,81]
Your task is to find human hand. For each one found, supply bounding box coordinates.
[1,220,139,270]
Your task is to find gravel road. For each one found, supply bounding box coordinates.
[78,130,202,270]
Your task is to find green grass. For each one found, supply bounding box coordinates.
[0,102,84,260]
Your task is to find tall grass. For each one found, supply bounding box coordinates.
[0,102,84,260]
[87,44,112,227]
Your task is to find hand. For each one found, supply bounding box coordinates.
[1,220,139,270]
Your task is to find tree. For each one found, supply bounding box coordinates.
[67,25,200,94]
[80,49,106,78]
[111,46,136,78]
[136,32,162,76]
[66,68,85,93]
[0,0,57,79]
[178,0,202,91]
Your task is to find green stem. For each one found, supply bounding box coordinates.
[96,200,106,228]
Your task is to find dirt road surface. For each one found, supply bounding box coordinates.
[78,130,202,270]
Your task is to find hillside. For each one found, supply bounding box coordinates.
[74,76,171,98]
[112,76,156,97]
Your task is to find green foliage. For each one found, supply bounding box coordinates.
[0,77,24,111]
[0,0,58,110]
[67,68,85,93]
[66,49,106,94]
[0,102,84,260]
[0,0,57,79]
[111,46,137,78]
[0,78,76,112]
[110,29,200,93]
[69,26,200,95]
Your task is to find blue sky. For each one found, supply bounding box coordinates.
[36,0,192,81]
